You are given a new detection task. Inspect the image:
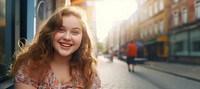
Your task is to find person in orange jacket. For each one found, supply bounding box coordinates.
[126,41,137,72]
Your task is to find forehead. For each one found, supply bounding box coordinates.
[62,15,82,28]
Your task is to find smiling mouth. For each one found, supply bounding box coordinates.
[60,42,73,48]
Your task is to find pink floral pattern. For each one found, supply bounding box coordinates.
[15,65,101,89]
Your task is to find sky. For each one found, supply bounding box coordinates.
[96,0,137,42]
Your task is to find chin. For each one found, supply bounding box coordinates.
[60,53,72,57]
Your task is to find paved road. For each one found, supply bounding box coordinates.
[97,56,200,89]
[97,56,159,89]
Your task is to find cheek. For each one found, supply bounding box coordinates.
[52,33,61,45]
[77,36,83,45]
[74,35,83,48]
[53,33,62,41]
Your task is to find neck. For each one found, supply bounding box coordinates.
[52,53,72,65]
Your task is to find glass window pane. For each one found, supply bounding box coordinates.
[154,0,158,14]
[196,1,200,19]
[175,41,183,52]
[160,20,164,34]
[193,41,200,51]
[190,29,200,56]
[174,32,189,55]
[160,0,164,11]
[173,11,179,26]
[182,8,187,23]
[154,23,158,34]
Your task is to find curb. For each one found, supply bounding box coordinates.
[142,65,200,82]
[116,57,200,82]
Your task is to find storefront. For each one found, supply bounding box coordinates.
[0,0,35,84]
[144,39,157,60]
[169,23,200,63]
[143,35,168,61]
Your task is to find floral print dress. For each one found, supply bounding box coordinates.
[14,65,101,89]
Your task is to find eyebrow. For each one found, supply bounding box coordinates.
[60,26,81,30]
[72,27,82,30]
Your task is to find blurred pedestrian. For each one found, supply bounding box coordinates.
[108,49,114,62]
[126,41,137,72]
[10,6,101,89]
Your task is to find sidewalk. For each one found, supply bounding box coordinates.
[142,61,200,82]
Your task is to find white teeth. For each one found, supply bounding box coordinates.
[60,43,71,47]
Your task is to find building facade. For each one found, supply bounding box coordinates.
[168,0,200,64]
[111,0,200,64]
[123,0,169,60]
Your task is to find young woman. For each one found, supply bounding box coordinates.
[10,6,101,89]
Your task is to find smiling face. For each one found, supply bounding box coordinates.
[52,15,83,59]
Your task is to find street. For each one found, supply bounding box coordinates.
[97,56,200,89]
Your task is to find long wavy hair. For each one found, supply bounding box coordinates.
[10,6,97,88]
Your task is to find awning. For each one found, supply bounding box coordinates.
[135,40,144,48]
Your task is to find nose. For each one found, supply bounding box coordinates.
[62,32,71,41]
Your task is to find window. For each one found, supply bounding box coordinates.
[145,28,148,37]
[159,0,164,11]
[195,1,200,19]
[190,29,200,56]
[149,5,153,17]
[154,22,158,35]
[149,25,153,36]
[154,0,158,14]
[193,41,200,51]
[159,20,164,34]
[142,11,145,21]
[173,11,179,26]
[140,29,144,39]
[144,8,147,20]
[182,7,187,24]
[158,42,164,54]
[175,41,183,52]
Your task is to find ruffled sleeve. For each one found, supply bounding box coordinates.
[14,65,38,88]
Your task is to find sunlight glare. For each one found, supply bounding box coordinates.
[96,0,137,42]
